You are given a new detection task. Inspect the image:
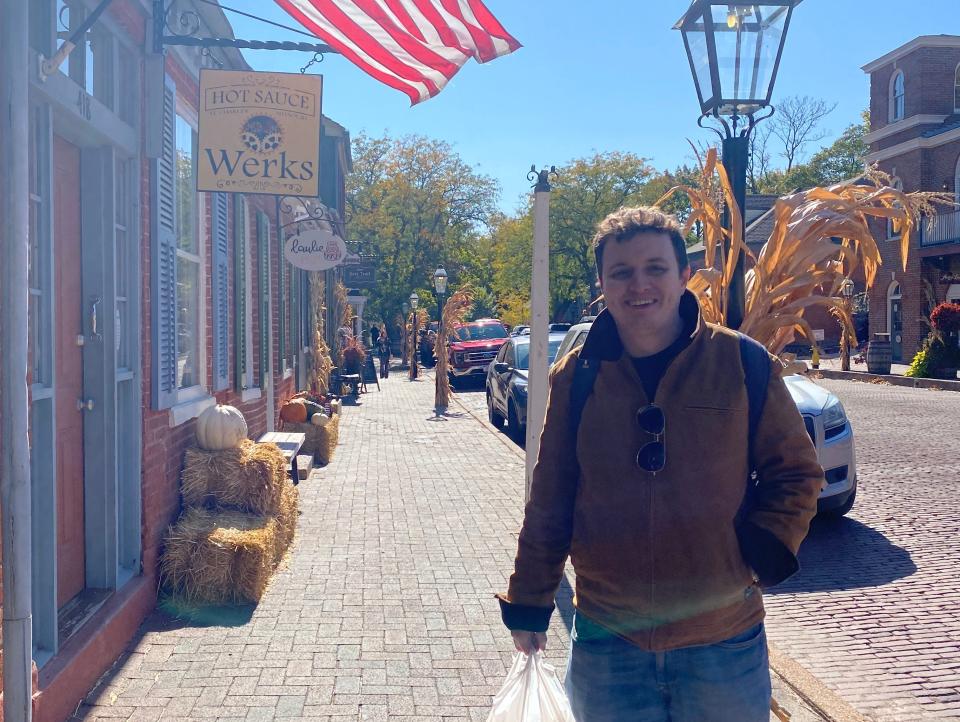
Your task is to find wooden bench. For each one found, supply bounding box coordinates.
[256,431,307,482]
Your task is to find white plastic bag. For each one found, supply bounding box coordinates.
[486,651,576,722]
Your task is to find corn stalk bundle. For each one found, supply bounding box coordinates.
[406,308,430,377]
[308,271,333,394]
[657,149,953,354]
[434,286,475,412]
[336,281,352,331]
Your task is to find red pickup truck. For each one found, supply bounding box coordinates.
[447,318,510,384]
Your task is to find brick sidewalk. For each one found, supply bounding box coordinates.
[71,370,825,721]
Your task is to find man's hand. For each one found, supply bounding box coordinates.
[511,630,547,655]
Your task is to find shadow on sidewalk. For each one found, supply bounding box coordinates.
[766,515,916,595]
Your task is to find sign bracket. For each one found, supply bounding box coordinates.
[153,0,337,58]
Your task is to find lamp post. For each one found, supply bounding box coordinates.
[433,267,448,414]
[401,301,409,370]
[840,278,855,371]
[433,267,448,337]
[676,0,799,329]
[409,292,419,380]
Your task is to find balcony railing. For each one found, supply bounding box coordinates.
[920,209,960,248]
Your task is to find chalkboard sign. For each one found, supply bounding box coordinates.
[363,351,378,383]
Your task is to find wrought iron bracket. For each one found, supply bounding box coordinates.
[698,105,776,140]
[153,0,336,57]
[528,165,558,192]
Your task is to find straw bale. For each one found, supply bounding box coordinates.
[181,439,286,515]
[282,412,340,464]
[274,481,299,561]
[161,507,281,604]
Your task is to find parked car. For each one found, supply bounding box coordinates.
[448,318,510,385]
[486,333,567,441]
[510,325,530,336]
[554,323,858,516]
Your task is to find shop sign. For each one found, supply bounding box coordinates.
[343,264,377,288]
[939,273,960,284]
[198,69,322,196]
[283,226,347,271]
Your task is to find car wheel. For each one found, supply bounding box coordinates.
[822,486,857,517]
[507,400,525,442]
[487,390,505,429]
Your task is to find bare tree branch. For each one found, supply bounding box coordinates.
[769,95,837,172]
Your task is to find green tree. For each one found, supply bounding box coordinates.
[346,133,500,326]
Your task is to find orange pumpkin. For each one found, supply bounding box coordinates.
[280,399,308,423]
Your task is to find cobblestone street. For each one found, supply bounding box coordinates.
[69,371,960,721]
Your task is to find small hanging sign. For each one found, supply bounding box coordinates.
[283,225,348,271]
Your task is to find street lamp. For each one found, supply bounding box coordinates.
[840,278,855,372]
[401,301,410,369]
[433,266,448,336]
[675,0,799,329]
[409,291,419,380]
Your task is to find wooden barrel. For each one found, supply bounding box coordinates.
[866,337,892,375]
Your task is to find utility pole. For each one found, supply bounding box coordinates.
[1,0,35,718]
[525,166,555,501]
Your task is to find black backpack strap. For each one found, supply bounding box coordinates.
[569,354,600,443]
[738,333,771,470]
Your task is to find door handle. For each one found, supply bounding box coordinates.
[90,296,102,340]
[77,398,94,412]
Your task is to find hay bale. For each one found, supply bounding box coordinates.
[274,480,299,561]
[281,412,340,465]
[181,439,286,515]
[161,507,281,604]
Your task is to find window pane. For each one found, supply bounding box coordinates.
[176,257,200,389]
[175,115,196,253]
[30,0,51,55]
[85,31,95,95]
[119,45,137,126]
[56,0,71,79]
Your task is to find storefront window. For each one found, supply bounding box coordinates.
[175,113,201,390]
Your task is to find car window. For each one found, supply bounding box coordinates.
[504,342,515,367]
[574,331,588,350]
[495,343,508,362]
[455,323,508,341]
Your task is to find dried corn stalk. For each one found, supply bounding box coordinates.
[308,271,333,394]
[406,308,429,380]
[434,286,475,413]
[657,149,953,355]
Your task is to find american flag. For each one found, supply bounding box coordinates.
[274,0,521,104]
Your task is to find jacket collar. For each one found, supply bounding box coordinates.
[580,290,703,361]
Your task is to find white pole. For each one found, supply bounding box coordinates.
[525,169,553,501]
[1,0,35,718]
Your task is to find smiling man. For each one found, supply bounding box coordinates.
[496,207,824,721]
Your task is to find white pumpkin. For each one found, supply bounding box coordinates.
[311,413,331,427]
[196,404,248,450]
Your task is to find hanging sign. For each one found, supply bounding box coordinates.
[283,225,348,271]
[197,69,322,196]
[939,273,960,284]
[343,263,377,288]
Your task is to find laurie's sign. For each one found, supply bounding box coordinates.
[283,221,348,271]
[198,69,322,196]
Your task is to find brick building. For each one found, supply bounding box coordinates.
[1,2,350,720]
[863,35,960,363]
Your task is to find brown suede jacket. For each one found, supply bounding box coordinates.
[497,292,824,651]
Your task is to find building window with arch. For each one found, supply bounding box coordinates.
[887,176,903,239]
[955,64,960,113]
[891,70,905,121]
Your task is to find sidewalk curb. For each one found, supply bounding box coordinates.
[809,368,960,392]
[769,643,870,722]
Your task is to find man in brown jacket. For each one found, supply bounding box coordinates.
[497,207,823,721]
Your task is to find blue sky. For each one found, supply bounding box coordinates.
[229,2,959,213]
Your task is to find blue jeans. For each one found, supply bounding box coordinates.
[564,614,771,722]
